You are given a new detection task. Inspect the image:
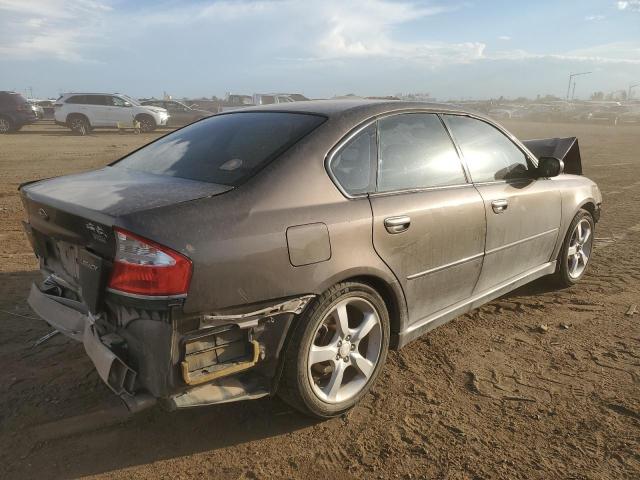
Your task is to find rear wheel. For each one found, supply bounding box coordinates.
[552,209,594,287]
[136,115,156,133]
[278,281,390,418]
[68,115,90,135]
[0,116,13,133]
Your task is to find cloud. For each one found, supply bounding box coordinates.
[584,14,605,21]
[491,41,640,65]
[498,36,511,41]
[0,0,112,61]
[617,1,640,11]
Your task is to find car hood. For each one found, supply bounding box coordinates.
[141,105,167,114]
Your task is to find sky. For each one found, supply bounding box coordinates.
[1,0,639,100]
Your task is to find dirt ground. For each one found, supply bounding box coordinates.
[0,121,638,480]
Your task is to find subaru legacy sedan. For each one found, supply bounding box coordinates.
[21,100,601,417]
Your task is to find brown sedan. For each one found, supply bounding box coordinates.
[20,100,601,417]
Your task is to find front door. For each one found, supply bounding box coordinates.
[368,113,486,325]
[107,96,135,126]
[442,114,562,292]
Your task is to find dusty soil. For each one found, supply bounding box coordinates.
[0,121,638,480]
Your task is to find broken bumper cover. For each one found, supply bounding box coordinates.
[27,282,316,409]
[28,283,142,401]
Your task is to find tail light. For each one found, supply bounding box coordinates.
[108,228,192,297]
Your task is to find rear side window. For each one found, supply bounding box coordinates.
[114,112,326,186]
[443,115,530,182]
[329,124,376,195]
[377,113,466,192]
[66,95,86,104]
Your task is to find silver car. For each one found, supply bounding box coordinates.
[21,100,601,418]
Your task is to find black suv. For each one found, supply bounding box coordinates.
[0,91,37,133]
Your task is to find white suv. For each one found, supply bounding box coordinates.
[54,93,169,134]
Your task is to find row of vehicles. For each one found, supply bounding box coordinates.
[0,90,311,134]
[483,101,640,125]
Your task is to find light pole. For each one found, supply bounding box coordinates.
[629,83,640,100]
[566,72,592,101]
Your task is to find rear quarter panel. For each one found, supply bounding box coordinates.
[119,118,404,325]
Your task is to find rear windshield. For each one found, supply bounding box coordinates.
[114,112,325,186]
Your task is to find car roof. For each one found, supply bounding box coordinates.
[233,99,470,119]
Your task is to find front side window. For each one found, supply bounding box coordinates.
[110,96,127,107]
[377,113,466,192]
[329,124,376,195]
[443,115,530,182]
[114,112,326,186]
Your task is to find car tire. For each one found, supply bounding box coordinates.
[552,209,595,288]
[0,116,13,134]
[278,281,390,418]
[136,115,156,133]
[68,115,90,136]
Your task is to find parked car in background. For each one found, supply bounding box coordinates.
[0,91,37,133]
[36,99,56,119]
[54,93,169,134]
[253,93,296,105]
[219,94,255,112]
[141,99,212,126]
[27,100,45,120]
[21,100,601,418]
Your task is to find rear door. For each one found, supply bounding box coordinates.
[84,95,112,126]
[368,113,486,325]
[442,114,561,292]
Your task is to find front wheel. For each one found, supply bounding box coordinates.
[136,115,156,133]
[278,282,390,418]
[552,209,595,287]
[68,115,90,135]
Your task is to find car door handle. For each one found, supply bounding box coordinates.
[491,199,508,214]
[384,216,411,234]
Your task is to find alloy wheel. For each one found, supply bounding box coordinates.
[307,297,382,404]
[0,118,10,133]
[567,218,593,279]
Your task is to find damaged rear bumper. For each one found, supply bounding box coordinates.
[27,282,314,410]
[28,283,152,410]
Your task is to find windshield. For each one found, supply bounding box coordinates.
[119,94,140,106]
[113,112,326,186]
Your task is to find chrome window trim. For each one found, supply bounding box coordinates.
[406,252,484,280]
[368,182,474,198]
[440,112,540,184]
[325,108,477,199]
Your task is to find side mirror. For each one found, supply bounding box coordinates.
[537,156,564,178]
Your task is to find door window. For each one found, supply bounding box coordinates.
[443,115,530,182]
[377,113,466,192]
[329,124,376,195]
[109,96,127,107]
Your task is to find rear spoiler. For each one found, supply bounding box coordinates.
[522,137,582,175]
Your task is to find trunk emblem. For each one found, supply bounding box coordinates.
[37,208,49,220]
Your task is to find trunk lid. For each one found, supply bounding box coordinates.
[21,167,232,311]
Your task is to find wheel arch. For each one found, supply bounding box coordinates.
[313,268,408,349]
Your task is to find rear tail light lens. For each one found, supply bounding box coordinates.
[107,228,192,296]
